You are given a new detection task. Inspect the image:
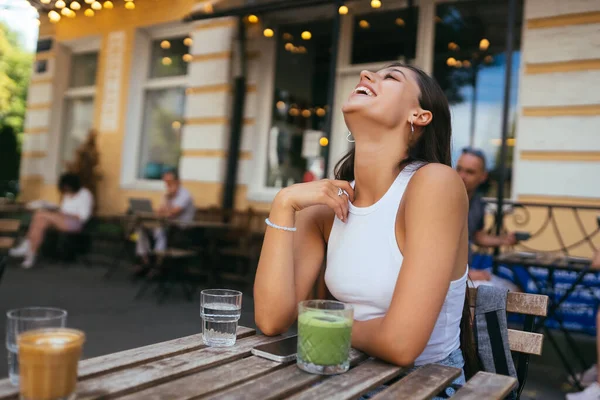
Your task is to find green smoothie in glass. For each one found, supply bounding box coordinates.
[297,300,353,375]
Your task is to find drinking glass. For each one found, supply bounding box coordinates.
[200,289,242,347]
[18,328,85,400]
[6,308,67,386]
[297,300,354,375]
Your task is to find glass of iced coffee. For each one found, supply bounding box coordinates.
[18,328,85,400]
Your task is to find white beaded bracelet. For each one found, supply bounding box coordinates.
[265,218,297,232]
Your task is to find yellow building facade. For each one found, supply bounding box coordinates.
[20,0,600,255]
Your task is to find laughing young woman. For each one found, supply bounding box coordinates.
[254,63,473,388]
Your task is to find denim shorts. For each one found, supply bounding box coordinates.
[361,348,466,399]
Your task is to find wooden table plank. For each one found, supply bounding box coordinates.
[205,349,369,400]
[0,327,255,400]
[372,364,461,400]
[75,335,282,399]
[118,356,290,400]
[452,372,517,400]
[79,326,255,378]
[287,359,407,400]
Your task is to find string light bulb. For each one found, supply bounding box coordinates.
[446,57,456,67]
[84,8,94,16]
[301,31,312,40]
[35,19,41,26]
[359,20,370,29]
[371,0,381,8]
[247,14,259,23]
[40,0,51,3]
[160,40,171,49]
[55,0,66,8]
[263,28,274,38]
[395,17,405,26]
[70,1,81,10]
[85,0,94,3]
[162,57,172,66]
[338,5,348,15]
[125,1,135,10]
[182,54,193,63]
[61,7,70,16]
[479,38,490,51]
[183,37,192,46]
[103,1,113,9]
[319,137,329,147]
[48,10,61,22]
[91,1,102,10]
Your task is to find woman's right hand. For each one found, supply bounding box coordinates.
[274,180,355,222]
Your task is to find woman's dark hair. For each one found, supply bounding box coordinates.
[334,63,480,378]
[334,63,452,181]
[58,173,81,193]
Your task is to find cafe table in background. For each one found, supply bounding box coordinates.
[0,326,515,400]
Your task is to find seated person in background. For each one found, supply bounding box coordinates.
[456,147,519,291]
[134,169,195,276]
[10,173,93,269]
[565,250,600,400]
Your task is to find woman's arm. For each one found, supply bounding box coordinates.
[254,180,354,336]
[351,165,468,366]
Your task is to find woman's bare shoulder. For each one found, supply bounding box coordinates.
[406,163,468,208]
[413,163,465,191]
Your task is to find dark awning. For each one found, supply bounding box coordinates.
[184,0,338,22]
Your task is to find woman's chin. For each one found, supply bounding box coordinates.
[342,97,370,114]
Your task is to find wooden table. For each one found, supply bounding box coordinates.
[0,327,516,400]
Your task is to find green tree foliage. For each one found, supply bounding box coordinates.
[0,22,33,135]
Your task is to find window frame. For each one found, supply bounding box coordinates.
[121,23,190,191]
[47,37,101,184]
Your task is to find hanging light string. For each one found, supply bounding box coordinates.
[42,0,135,23]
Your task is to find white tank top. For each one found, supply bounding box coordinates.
[325,162,468,366]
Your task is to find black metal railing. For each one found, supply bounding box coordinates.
[484,198,600,256]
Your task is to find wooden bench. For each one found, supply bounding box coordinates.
[0,219,20,235]
[469,288,548,398]
[0,219,20,255]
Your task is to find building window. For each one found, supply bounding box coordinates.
[432,0,523,197]
[62,51,98,165]
[70,52,98,88]
[266,20,333,188]
[138,87,185,180]
[351,6,418,65]
[137,36,190,180]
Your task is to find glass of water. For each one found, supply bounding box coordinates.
[6,307,67,385]
[200,289,242,347]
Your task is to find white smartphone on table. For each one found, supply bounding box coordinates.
[251,335,297,363]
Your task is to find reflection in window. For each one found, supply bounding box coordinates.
[433,0,523,197]
[149,37,191,79]
[266,20,332,188]
[62,97,94,164]
[138,88,185,180]
[70,52,98,88]
[351,6,418,65]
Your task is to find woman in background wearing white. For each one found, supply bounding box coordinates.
[10,173,93,269]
